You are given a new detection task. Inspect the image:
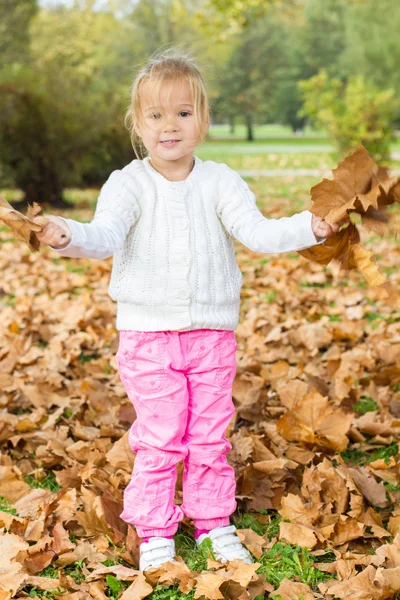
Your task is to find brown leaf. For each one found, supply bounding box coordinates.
[277,388,352,452]
[193,572,227,600]
[228,560,261,587]
[121,573,153,600]
[373,535,400,568]
[279,522,317,549]
[0,196,44,252]
[271,578,315,600]
[349,468,389,508]
[236,529,265,559]
[0,533,29,596]
[143,558,194,594]
[326,565,380,600]
[278,493,319,526]
[298,145,400,290]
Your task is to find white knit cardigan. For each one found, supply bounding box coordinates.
[52,156,323,331]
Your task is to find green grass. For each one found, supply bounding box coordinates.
[149,586,194,600]
[26,587,66,598]
[175,534,215,572]
[207,123,327,140]
[257,542,335,590]
[106,574,130,599]
[79,351,99,364]
[0,495,17,515]
[341,441,399,467]
[25,470,62,492]
[354,396,380,414]
[234,510,282,540]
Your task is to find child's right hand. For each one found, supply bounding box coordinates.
[32,215,72,249]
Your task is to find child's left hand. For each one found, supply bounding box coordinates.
[312,215,350,240]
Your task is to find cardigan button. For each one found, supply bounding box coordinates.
[176,218,188,230]
[178,287,190,299]
[181,254,191,266]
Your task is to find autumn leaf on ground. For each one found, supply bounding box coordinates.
[271,578,315,600]
[299,145,400,295]
[0,195,46,252]
[276,387,353,452]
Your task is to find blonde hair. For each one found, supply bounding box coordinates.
[125,49,210,159]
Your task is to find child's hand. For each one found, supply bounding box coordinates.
[312,214,350,240]
[32,215,72,249]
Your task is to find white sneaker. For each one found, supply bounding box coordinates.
[139,537,176,571]
[196,525,253,565]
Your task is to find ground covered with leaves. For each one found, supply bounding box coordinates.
[0,177,400,600]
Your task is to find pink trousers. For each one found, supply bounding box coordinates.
[116,329,238,538]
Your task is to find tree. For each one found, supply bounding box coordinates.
[341,0,400,102]
[214,13,285,140]
[0,4,135,207]
[300,70,399,161]
[0,0,37,67]
[269,0,348,131]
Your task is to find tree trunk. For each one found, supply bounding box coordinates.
[246,115,254,141]
[229,116,235,134]
[13,167,73,212]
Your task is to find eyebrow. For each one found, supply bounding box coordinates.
[144,103,194,113]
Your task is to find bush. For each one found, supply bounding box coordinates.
[299,70,399,161]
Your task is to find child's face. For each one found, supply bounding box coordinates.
[136,78,206,163]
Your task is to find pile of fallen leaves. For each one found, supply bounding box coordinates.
[1,147,400,600]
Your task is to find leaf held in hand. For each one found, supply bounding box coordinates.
[0,196,47,252]
[299,145,400,295]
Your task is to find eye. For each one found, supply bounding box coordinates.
[179,111,191,117]
[150,113,161,119]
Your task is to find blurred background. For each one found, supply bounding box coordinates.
[1,0,400,209]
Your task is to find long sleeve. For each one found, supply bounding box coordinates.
[216,167,325,253]
[49,170,141,259]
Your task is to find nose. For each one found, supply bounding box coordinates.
[164,115,179,132]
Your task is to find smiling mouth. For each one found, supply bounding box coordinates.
[160,140,180,145]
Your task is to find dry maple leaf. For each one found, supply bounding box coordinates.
[0,196,46,252]
[193,572,227,600]
[279,521,318,549]
[121,572,153,600]
[298,145,400,296]
[276,388,353,452]
[0,533,30,597]
[271,578,315,600]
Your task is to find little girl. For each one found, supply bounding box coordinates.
[35,51,340,571]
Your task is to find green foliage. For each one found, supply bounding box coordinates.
[0,495,17,515]
[256,542,334,589]
[64,560,86,584]
[0,5,134,203]
[27,587,66,598]
[0,0,37,67]
[149,585,194,600]
[354,396,380,414]
[342,0,400,102]
[37,566,59,579]
[299,70,399,161]
[175,533,215,572]
[341,441,399,467]
[214,12,285,140]
[234,510,282,540]
[25,470,61,492]
[106,574,130,599]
